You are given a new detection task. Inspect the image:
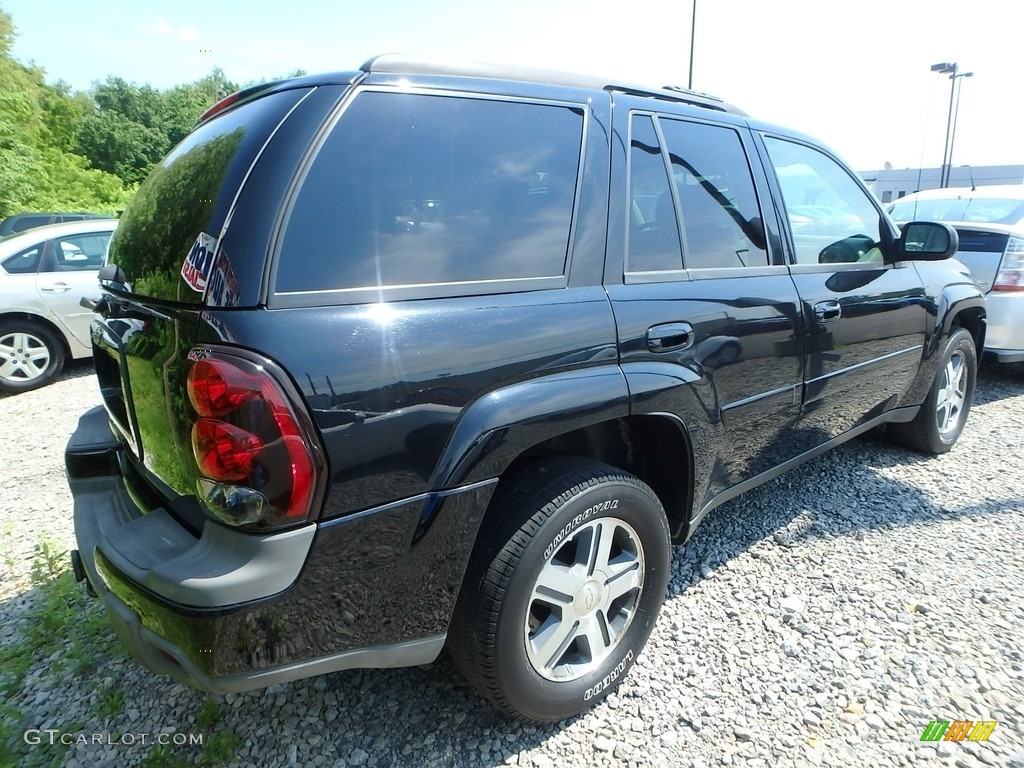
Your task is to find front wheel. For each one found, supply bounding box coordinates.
[890,327,977,454]
[448,458,670,723]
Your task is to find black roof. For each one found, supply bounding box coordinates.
[361,54,745,115]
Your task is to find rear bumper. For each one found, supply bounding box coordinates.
[983,292,1024,362]
[67,406,494,692]
[986,348,1024,364]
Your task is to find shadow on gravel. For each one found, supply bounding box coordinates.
[974,359,1024,406]
[661,371,1024,612]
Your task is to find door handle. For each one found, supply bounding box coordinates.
[40,282,71,293]
[814,300,842,324]
[646,322,694,353]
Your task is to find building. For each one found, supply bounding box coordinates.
[860,164,1024,204]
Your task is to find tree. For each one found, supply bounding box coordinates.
[0,8,130,217]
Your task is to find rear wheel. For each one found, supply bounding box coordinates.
[449,458,670,723]
[890,327,976,454]
[0,321,65,394]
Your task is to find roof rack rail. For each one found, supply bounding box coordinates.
[360,54,745,116]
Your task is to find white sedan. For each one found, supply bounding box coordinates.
[0,218,117,393]
[889,185,1024,370]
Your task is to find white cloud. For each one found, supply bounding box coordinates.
[141,17,200,45]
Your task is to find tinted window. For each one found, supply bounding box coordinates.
[627,115,682,272]
[12,215,52,233]
[51,232,111,272]
[765,138,884,265]
[109,87,309,303]
[660,119,767,269]
[277,91,583,293]
[889,196,1024,226]
[1,246,41,274]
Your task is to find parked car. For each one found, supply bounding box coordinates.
[889,186,1023,369]
[0,218,117,393]
[0,212,116,238]
[66,55,984,724]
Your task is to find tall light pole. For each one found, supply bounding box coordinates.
[688,0,697,89]
[930,62,973,188]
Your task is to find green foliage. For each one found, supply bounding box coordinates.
[0,8,131,218]
[0,6,243,216]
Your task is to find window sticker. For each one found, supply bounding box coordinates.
[181,233,218,293]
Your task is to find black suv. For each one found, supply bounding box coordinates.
[66,55,985,723]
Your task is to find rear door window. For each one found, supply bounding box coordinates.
[275,91,585,299]
[659,119,768,269]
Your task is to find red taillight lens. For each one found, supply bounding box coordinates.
[187,350,323,529]
[993,236,1024,292]
[192,419,263,481]
[188,359,257,416]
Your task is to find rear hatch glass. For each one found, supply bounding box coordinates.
[93,87,314,523]
[107,86,312,306]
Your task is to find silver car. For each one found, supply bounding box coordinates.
[0,218,117,393]
[889,186,1024,369]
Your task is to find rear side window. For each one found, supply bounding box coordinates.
[2,246,41,274]
[276,91,584,295]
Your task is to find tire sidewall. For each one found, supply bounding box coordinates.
[491,478,670,722]
[931,329,976,449]
[0,321,65,394]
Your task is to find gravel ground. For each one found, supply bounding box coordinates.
[1,360,1023,768]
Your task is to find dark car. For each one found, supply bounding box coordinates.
[0,212,115,238]
[66,55,984,724]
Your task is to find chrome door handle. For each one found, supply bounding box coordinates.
[646,322,694,353]
[814,300,842,324]
[40,282,71,293]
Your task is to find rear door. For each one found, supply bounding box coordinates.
[35,229,111,349]
[757,135,929,440]
[606,98,805,510]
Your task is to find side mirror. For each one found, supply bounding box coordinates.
[895,221,959,261]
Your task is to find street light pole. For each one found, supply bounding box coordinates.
[688,0,696,89]
[930,62,973,189]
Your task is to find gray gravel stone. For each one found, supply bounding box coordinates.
[2,363,1023,768]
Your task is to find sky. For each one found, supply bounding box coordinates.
[4,0,1021,173]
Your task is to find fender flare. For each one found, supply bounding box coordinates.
[430,366,630,489]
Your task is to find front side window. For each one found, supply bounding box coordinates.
[764,138,885,265]
[276,91,584,294]
[660,119,768,269]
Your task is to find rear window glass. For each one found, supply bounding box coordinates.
[889,196,1024,225]
[107,87,309,304]
[276,91,584,294]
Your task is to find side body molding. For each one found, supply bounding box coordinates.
[430,366,631,489]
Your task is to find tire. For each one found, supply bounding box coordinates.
[0,320,66,394]
[889,327,976,454]
[448,458,671,723]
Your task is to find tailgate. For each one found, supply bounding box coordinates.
[91,303,204,527]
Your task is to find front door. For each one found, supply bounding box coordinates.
[759,136,929,442]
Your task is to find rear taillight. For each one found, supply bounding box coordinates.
[186,349,323,529]
[993,236,1024,292]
